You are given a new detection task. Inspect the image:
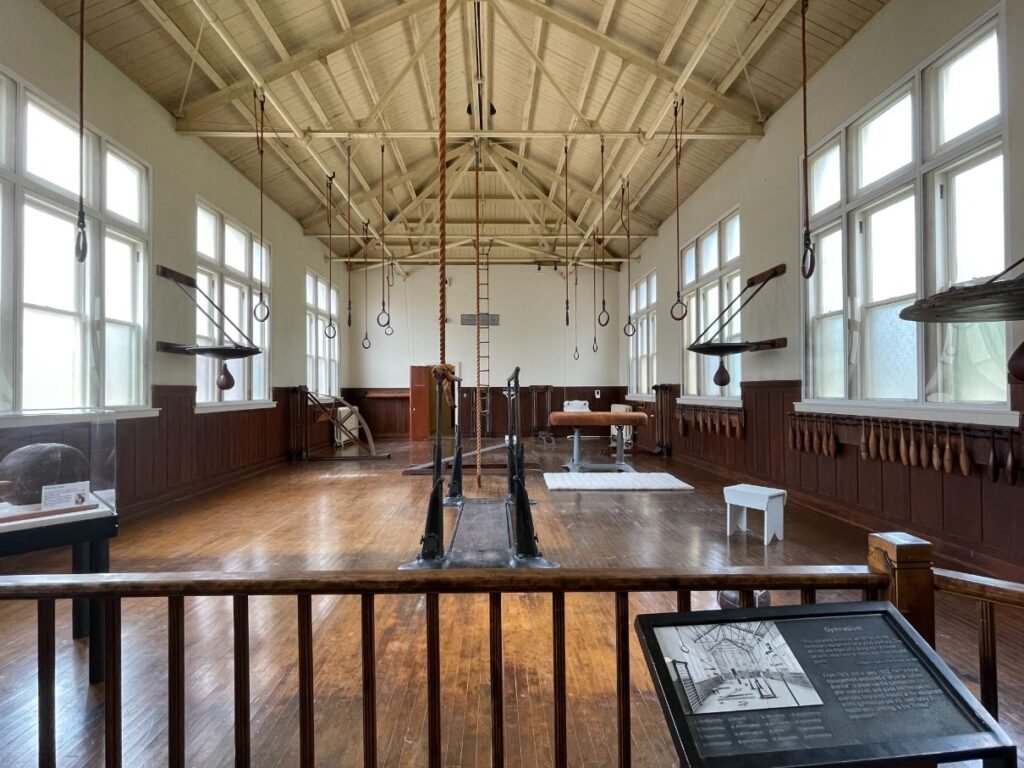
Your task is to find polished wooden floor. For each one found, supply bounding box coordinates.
[0,438,1020,766]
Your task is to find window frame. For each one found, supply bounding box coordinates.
[0,70,151,414]
[305,271,339,398]
[801,11,1012,417]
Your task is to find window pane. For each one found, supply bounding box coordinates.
[683,246,696,284]
[26,101,79,195]
[629,287,636,315]
[722,214,740,262]
[648,273,657,305]
[197,207,217,259]
[725,272,741,338]
[22,309,82,409]
[950,154,1004,284]
[699,230,719,276]
[196,270,216,338]
[104,235,135,322]
[222,281,247,346]
[812,315,844,398]
[817,228,844,314]
[224,223,247,273]
[330,289,339,317]
[866,195,916,302]
[858,93,912,188]
[317,279,328,312]
[252,319,267,400]
[939,32,999,145]
[944,323,1006,403]
[222,358,244,402]
[196,354,214,403]
[105,152,141,223]
[863,300,917,399]
[105,322,136,406]
[252,242,270,286]
[637,279,648,310]
[811,144,841,214]
[684,291,697,395]
[23,203,77,311]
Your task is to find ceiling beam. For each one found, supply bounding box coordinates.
[176,127,763,141]
[309,232,650,241]
[181,0,435,120]
[499,0,762,124]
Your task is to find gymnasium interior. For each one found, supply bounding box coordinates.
[0,0,1022,764]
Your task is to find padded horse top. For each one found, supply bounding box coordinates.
[548,410,648,427]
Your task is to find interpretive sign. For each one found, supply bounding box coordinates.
[636,602,1016,768]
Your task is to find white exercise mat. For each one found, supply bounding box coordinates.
[543,472,693,491]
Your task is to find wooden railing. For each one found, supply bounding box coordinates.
[934,567,1024,720]
[0,532,939,767]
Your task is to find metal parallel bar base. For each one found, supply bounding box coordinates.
[564,427,635,473]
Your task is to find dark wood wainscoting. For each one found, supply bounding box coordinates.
[457,385,629,439]
[668,380,1024,580]
[341,389,409,438]
[116,386,291,518]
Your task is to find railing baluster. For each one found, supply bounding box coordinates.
[800,589,816,605]
[233,595,250,768]
[676,590,691,613]
[361,594,378,768]
[489,593,504,768]
[615,592,631,768]
[298,594,315,767]
[168,596,185,768]
[38,598,56,768]
[979,600,998,718]
[104,597,122,768]
[552,592,567,768]
[426,593,442,768]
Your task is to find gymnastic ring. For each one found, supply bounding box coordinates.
[376,308,390,327]
[361,334,371,350]
[598,303,610,327]
[623,320,637,338]
[573,347,580,361]
[592,339,599,353]
[801,231,816,279]
[384,324,395,336]
[670,296,687,321]
[324,323,337,339]
[75,215,88,263]
[253,300,270,322]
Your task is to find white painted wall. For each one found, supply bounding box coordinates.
[0,0,340,391]
[344,263,622,388]
[631,0,1022,388]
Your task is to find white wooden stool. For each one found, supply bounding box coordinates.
[723,484,786,545]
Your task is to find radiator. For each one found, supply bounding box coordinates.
[333,406,359,446]
[610,403,634,443]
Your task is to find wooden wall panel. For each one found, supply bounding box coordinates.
[342,389,410,439]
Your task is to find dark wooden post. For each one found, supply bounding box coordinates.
[867,532,935,646]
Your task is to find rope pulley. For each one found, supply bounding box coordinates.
[800,0,816,279]
[253,89,270,322]
[670,97,687,322]
[74,0,87,263]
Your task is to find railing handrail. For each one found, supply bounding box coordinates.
[933,567,1024,610]
[0,566,887,600]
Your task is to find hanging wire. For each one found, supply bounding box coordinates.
[362,221,371,350]
[74,0,88,263]
[377,142,390,328]
[253,90,270,322]
[621,180,637,338]
[324,172,337,339]
[563,139,570,327]
[670,98,687,321]
[597,137,610,327]
[573,259,580,360]
[346,141,353,327]
[800,0,816,279]
[591,238,599,353]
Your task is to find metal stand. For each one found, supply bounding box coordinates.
[565,426,635,473]
[296,387,390,461]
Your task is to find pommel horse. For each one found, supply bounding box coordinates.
[548,410,648,473]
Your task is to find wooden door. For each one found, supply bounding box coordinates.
[409,365,432,441]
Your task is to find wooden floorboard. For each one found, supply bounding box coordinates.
[0,438,1020,766]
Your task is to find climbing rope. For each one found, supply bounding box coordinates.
[346,142,353,328]
[362,221,371,350]
[324,172,337,339]
[74,0,87,263]
[253,90,270,322]
[621,180,636,338]
[438,0,448,364]
[563,139,570,327]
[800,0,816,279]
[474,144,483,487]
[597,139,610,327]
[670,98,687,321]
[377,143,390,328]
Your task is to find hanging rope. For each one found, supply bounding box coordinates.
[254,90,270,322]
[377,143,390,328]
[670,98,687,321]
[474,143,483,488]
[800,0,816,279]
[384,258,395,336]
[597,138,609,327]
[572,260,580,360]
[563,139,570,327]
[438,0,448,365]
[346,142,353,328]
[591,239,598,353]
[362,221,371,350]
[621,180,636,338]
[74,0,88,263]
[324,172,337,339]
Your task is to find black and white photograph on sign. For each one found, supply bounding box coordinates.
[655,621,823,715]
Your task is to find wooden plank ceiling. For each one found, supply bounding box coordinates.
[42,0,887,266]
